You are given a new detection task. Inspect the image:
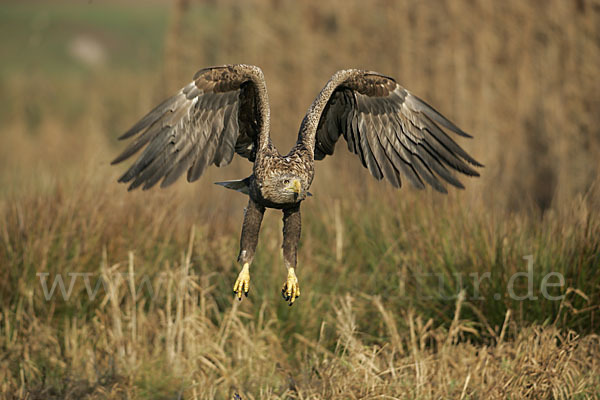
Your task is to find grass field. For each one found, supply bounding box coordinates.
[1,1,599,398]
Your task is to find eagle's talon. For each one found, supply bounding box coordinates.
[233,263,250,300]
[281,268,300,305]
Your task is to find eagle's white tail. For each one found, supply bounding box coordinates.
[214,178,250,195]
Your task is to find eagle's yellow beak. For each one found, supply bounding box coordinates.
[287,179,302,194]
[293,179,302,194]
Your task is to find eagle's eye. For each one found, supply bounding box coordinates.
[283,179,290,185]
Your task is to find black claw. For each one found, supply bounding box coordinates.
[244,290,248,297]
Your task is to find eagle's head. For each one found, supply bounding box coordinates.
[261,174,307,204]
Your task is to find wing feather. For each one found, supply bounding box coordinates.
[213,100,238,166]
[358,116,382,180]
[112,64,268,191]
[387,137,425,190]
[377,111,402,188]
[306,69,481,192]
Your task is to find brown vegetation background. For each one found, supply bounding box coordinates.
[1,0,599,398]
[163,0,600,212]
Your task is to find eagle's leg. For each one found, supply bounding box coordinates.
[233,199,265,300]
[281,205,301,305]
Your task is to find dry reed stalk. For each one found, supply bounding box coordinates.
[163,0,189,91]
[334,199,343,263]
[127,251,137,368]
[407,309,424,397]
[498,309,511,345]
[166,262,175,365]
[370,295,404,356]
[445,290,466,348]
[101,255,126,369]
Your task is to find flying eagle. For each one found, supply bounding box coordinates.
[112,64,481,305]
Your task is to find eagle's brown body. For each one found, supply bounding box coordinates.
[113,64,481,305]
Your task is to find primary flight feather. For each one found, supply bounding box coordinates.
[113,64,482,305]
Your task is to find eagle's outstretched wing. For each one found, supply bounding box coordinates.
[112,64,269,191]
[301,70,482,193]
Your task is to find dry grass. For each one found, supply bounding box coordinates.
[1,157,599,398]
[1,0,600,398]
[1,231,599,399]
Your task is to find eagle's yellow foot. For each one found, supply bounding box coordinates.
[281,267,300,306]
[233,263,250,300]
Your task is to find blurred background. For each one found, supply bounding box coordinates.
[1,0,598,210]
[1,0,599,398]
